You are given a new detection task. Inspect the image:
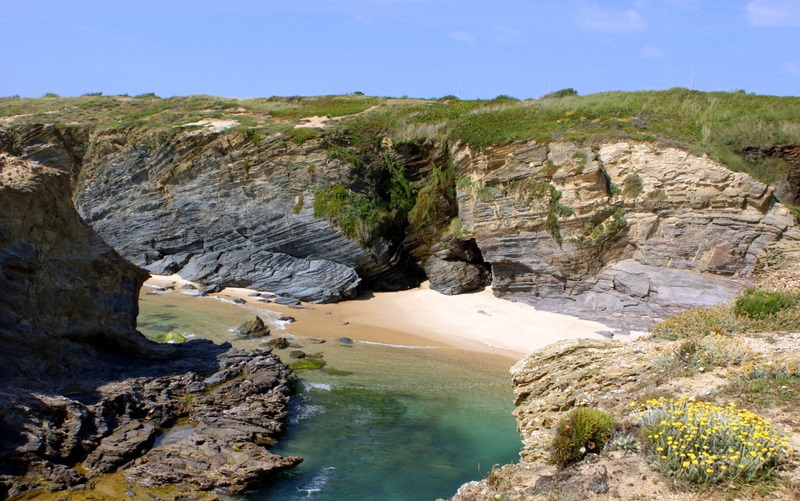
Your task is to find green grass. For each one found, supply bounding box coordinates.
[3,89,800,190]
[733,288,799,319]
[723,361,800,409]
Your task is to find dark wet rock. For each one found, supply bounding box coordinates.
[266,337,290,350]
[235,316,270,338]
[84,420,157,475]
[232,298,246,304]
[289,350,306,359]
[338,337,354,345]
[306,338,325,344]
[248,292,262,297]
[277,316,296,323]
[124,350,302,493]
[181,284,197,291]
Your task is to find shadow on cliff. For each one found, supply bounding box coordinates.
[0,325,232,402]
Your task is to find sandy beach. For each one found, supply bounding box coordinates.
[145,274,628,360]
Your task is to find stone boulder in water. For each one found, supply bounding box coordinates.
[235,316,270,338]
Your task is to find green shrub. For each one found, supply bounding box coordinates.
[312,184,380,244]
[639,397,791,485]
[622,173,644,198]
[542,88,579,99]
[550,407,615,467]
[734,288,798,319]
[287,127,319,144]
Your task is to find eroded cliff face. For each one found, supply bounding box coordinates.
[0,153,300,498]
[0,152,148,379]
[72,127,425,302]
[5,122,798,326]
[455,141,800,327]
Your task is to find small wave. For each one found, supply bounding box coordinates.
[210,296,242,306]
[180,289,201,297]
[305,382,333,391]
[297,466,336,498]
[274,319,293,330]
[288,403,325,424]
[357,340,438,350]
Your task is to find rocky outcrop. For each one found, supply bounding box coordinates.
[0,154,299,498]
[455,141,800,327]
[235,315,271,338]
[0,152,149,380]
[743,144,800,204]
[509,339,655,463]
[71,128,408,302]
[8,120,799,325]
[2,348,301,498]
[424,237,491,294]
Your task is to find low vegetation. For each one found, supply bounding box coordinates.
[550,407,615,467]
[529,284,800,500]
[639,397,791,486]
[3,88,800,188]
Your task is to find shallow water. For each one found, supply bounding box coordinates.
[138,290,522,500]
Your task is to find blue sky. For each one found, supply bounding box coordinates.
[2,0,799,99]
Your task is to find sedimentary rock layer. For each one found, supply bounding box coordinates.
[454,141,800,327]
[0,154,299,498]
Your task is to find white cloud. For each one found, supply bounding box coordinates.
[746,0,800,27]
[641,44,664,58]
[785,62,800,75]
[575,5,647,33]
[449,31,474,43]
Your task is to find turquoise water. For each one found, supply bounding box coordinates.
[138,291,521,500]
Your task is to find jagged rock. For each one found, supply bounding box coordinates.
[455,141,800,327]
[68,129,410,302]
[424,256,490,295]
[84,420,157,474]
[124,350,302,493]
[235,316,270,338]
[0,154,300,496]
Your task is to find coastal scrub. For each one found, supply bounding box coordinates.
[639,397,791,485]
[550,407,615,467]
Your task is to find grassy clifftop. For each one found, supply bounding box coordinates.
[2,89,800,187]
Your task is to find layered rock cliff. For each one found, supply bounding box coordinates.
[0,151,148,380]
[455,141,799,327]
[72,128,428,302]
[4,121,799,326]
[0,153,299,498]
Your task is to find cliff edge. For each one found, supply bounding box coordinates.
[0,153,300,499]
